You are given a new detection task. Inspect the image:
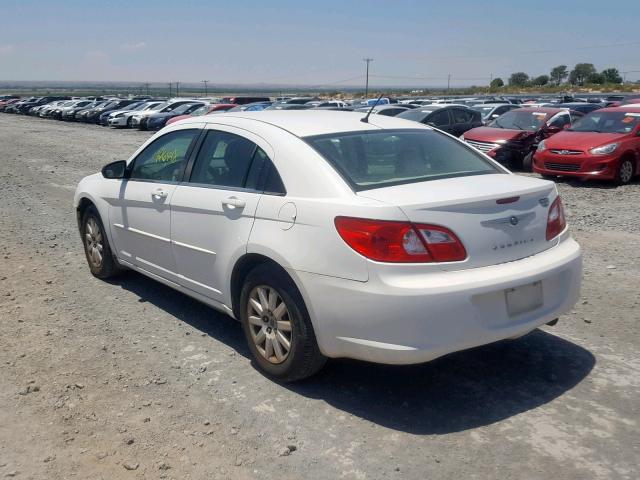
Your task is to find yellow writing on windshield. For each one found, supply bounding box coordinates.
[154,149,179,163]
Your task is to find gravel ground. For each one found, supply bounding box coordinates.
[0,114,639,480]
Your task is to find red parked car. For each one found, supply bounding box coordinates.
[533,107,640,185]
[462,107,582,170]
[165,103,237,126]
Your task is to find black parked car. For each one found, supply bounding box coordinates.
[81,99,139,124]
[396,105,483,136]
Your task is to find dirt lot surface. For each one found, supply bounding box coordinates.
[1,115,639,479]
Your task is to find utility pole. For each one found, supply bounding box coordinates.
[168,82,172,98]
[144,83,150,96]
[447,73,451,93]
[202,80,209,97]
[363,58,373,98]
[175,81,180,98]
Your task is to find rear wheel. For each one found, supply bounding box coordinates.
[616,158,634,186]
[81,206,121,279]
[522,152,534,172]
[240,265,326,382]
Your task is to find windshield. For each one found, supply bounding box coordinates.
[472,106,495,118]
[396,108,436,121]
[305,129,500,191]
[489,110,548,131]
[190,105,210,116]
[569,111,640,134]
[142,102,163,111]
[151,102,168,111]
[172,103,201,114]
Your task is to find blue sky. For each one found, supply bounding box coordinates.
[1,0,638,86]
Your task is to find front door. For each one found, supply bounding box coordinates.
[109,127,201,281]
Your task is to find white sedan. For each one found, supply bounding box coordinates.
[74,111,582,381]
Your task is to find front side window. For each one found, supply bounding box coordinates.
[129,129,199,182]
[548,113,570,129]
[306,129,501,191]
[189,131,257,188]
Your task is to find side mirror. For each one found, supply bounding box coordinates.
[491,113,500,118]
[101,160,127,179]
[545,125,562,134]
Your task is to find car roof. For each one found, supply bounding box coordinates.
[472,103,512,107]
[198,110,428,137]
[599,106,640,113]
[518,107,568,114]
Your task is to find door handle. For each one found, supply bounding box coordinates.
[222,196,246,209]
[152,188,168,200]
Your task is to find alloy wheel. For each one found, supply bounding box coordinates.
[619,160,633,184]
[247,285,293,364]
[84,217,104,268]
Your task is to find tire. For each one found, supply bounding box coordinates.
[80,205,121,279]
[615,158,634,186]
[522,152,534,172]
[239,264,326,382]
[126,117,132,128]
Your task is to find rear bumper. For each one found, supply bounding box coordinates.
[295,236,582,364]
[533,152,619,180]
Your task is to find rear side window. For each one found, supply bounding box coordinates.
[129,129,199,182]
[306,129,500,191]
[451,108,474,123]
[427,109,450,126]
[189,131,257,188]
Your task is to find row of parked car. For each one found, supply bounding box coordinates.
[2,93,639,184]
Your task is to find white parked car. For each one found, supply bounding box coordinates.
[107,101,163,128]
[74,111,582,381]
[129,100,197,129]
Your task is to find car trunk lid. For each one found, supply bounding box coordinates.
[357,173,557,270]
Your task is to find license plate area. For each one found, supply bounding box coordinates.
[505,281,543,317]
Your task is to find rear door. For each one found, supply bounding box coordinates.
[170,126,276,302]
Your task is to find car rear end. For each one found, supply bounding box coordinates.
[299,127,581,364]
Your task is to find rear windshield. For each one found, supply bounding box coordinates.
[305,129,501,191]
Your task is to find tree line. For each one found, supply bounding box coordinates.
[490,64,623,89]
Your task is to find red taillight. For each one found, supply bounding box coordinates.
[334,217,467,263]
[546,196,566,240]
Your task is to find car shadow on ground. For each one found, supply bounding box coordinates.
[112,270,596,435]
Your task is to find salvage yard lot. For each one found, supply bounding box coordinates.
[0,115,638,479]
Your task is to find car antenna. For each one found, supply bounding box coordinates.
[361,93,384,123]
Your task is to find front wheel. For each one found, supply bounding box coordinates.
[522,152,534,172]
[240,265,326,382]
[81,206,121,279]
[616,158,634,186]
